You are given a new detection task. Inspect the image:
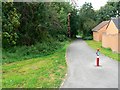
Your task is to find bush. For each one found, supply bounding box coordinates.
[2,40,65,64]
[83,36,93,40]
[57,35,66,42]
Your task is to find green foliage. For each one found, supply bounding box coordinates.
[2,2,73,47]
[2,2,120,48]
[70,8,79,38]
[80,2,96,20]
[79,2,96,38]
[2,40,65,64]
[2,2,20,48]
[83,36,93,40]
[96,2,120,22]
[82,18,96,36]
[2,2,74,64]
[78,2,120,38]
[2,41,70,88]
[57,35,67,42]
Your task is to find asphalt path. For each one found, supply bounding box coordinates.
[61,39,118,88]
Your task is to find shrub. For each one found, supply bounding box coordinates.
[2,40,65,64]
[57,35,66,42]
[83,36,93,40]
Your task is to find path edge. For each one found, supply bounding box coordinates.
[60,47,69,88]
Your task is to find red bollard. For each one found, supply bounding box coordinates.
[96,48,100,67]
[96,56,99,66]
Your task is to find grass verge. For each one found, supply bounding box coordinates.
[2,41,70,88]
[86,40,120,61]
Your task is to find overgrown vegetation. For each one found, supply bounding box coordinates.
[2,2,77,48]
[79,2,96,39]
[2,2,119,49]
[2,40,67,64]
[2,2,77,88]
[2,2,75,63]
[2,41,70,88]
[86,40,120,61]
[2,1,120,88]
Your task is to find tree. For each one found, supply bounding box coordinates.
[96,2,120,23]
[2,2,20,48]
[79,2,96,39]
[70,8,79,38]
[2,2,74,48]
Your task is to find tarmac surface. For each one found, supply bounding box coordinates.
[61,39,118,88]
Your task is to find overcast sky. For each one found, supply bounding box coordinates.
[74,0,108,10]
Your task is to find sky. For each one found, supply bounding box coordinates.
[74,0,108,10]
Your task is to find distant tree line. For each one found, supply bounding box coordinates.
[2,1,120,48]
[79,1,120,39]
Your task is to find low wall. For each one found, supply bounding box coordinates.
[102,33,120,53]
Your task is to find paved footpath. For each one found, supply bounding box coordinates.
[61,39,118,88]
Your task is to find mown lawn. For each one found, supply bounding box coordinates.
[2,41,70,88]
[86,40,120,61]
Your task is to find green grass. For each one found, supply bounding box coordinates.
[2,41,70,88]
[86,40,120,61]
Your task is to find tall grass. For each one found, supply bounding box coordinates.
[2,41,70,88]
[2,40,66,64]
